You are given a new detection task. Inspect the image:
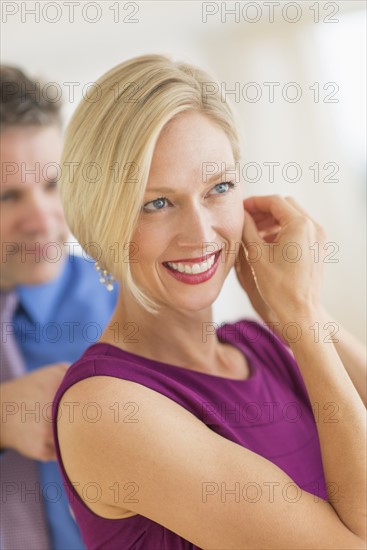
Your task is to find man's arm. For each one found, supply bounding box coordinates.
[0,364,68,460]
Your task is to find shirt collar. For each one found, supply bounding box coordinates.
[16,258,69,324]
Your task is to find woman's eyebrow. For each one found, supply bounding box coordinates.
[146,167,237,195]
[204,164,237,185]
[146,186,175,194]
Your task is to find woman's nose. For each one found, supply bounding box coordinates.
[176,204,217,251]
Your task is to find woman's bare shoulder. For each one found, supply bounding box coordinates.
[56,376,365,549]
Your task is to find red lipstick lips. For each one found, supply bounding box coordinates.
[162,249,222,285]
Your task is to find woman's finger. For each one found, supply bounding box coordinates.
[242,210,263,248]
[284,196,318,225]
[243,204,284,232]
[243,195,304,227]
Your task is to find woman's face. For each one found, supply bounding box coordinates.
[130,111,245,313]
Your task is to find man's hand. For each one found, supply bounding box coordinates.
[0,363,69,461]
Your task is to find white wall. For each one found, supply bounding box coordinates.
[2,0,365,342]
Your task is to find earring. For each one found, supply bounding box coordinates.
[95,262,115,291]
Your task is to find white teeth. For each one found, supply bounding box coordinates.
[166,253,216,274]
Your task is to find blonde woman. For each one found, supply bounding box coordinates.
[52,55,366,549]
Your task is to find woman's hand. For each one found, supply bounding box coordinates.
[235,195,327,325]
[234,232,278,328]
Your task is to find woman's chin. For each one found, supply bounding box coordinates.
[162,287,221,315]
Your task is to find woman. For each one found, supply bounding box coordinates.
[52,54,366,549]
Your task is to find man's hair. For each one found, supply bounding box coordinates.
[0,65,62,131]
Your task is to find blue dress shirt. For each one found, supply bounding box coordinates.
[11,254,118,550]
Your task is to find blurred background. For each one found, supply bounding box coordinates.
[2,0,366,342]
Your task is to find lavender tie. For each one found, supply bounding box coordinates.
[0,291,50,550]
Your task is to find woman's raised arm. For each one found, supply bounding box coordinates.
[239,194,366,539]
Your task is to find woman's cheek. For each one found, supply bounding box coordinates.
[222,202,244,240]
[133,225,169,268]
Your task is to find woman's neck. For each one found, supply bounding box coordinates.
[100,289,226,375]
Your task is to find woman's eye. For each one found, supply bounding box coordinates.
[210,181,235,195]
[143,197,170,212]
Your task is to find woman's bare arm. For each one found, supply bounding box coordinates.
[57,372,366,549]
[279,307,366,539]
[317,306,367,407]
[261,308,366,408]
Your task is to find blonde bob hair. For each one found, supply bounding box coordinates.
[60,54,242,313]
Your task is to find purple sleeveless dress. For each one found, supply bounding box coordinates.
[52,319,328,549]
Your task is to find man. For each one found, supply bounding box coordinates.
[0,66,117,549]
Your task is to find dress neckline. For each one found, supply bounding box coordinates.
[87,330,258,383]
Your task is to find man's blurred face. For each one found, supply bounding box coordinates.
[0,125,69,290]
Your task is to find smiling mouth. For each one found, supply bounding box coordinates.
[163,250,221,275]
